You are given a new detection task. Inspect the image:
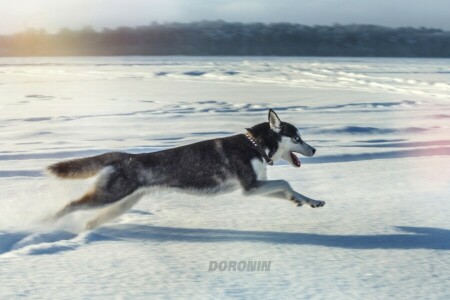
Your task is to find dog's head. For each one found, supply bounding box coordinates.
[267,109,316,167]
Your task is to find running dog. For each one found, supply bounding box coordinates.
[48,109,325,229]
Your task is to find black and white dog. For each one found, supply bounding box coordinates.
[48,109,325,229]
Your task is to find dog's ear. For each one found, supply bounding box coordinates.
[268,109,281,130]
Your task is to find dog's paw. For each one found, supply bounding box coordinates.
[308,200,326,208]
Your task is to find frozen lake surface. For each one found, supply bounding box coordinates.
[0,57,449,299]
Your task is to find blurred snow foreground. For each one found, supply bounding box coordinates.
[0,57,449,299]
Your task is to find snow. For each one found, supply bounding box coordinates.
[0,57,449,299]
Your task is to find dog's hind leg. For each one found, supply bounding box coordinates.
[85,190,145,230]
[52,188,133,221]
[52,164,141,221]
[52,190,99,220]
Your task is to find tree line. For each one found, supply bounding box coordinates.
[1,21,449,57]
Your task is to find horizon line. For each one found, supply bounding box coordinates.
[1,20,449,36]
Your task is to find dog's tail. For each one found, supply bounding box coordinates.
[47,152,127,179]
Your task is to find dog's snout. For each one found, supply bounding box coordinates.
[312,148,316,155]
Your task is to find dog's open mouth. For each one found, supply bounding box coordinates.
[290,152,301,167]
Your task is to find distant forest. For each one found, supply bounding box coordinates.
[1,21,450,57]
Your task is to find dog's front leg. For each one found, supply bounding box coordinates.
[289,190,325,208]
[243,180,325,208]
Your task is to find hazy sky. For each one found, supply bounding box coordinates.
[1,0,450,34]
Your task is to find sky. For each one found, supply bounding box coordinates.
[1,0,450,34]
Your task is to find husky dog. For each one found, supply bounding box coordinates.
[48,109,325,229]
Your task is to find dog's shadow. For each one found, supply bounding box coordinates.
[94,225,450,250]
[2,225,449,257]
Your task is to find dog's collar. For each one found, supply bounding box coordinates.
[244,132,274,165]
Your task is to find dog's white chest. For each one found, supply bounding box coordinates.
[250,158,267,180]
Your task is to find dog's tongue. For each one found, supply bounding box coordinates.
[290,152,301,167]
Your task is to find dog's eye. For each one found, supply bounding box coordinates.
[292,136,302,144]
